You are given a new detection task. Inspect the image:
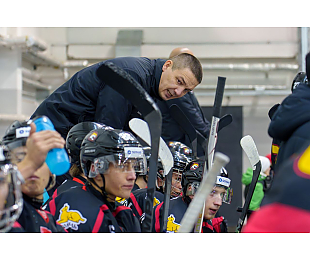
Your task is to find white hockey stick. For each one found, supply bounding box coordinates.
[236,135,261,232]
[178,152,230,233]
[129,118,173,176]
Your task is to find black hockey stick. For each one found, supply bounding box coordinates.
[97,62,162,232]
[128,118,174,232]
[194,76,226,232]
[169,104,232,159]
[236,135,261,233]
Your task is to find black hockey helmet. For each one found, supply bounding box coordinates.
[2,120,30,151]
[66,122,112,167]
[80,128,147,178]
[168,141,193,173]
[181,159,204,203]
[291,71,308,92]
[0,145,23,233]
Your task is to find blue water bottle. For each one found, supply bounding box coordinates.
[33,116,70,176]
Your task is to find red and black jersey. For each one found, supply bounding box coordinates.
[153,196,188,233]
[17,194,67,233]
[43,175,87,207]
[127,188,164,225]
[45,182,140,232]
[202,217,227,233]
[244,144,310,232]
[8,222,25,233]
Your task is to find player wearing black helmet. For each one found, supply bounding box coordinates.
[153,159,231,233]
[43,122,110,202]
[45,128,144,232]
[2,121,67,232]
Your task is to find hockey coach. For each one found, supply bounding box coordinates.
[31,54,203,139]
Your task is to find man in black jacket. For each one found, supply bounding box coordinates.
[31,54,203,139]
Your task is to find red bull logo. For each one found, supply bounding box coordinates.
[57,203,87,230]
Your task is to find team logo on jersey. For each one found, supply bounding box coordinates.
[294,146,310,179]
[57,203,87,230]
[166,214,180,233]
[88,132,98,142]
[190,163,199,171]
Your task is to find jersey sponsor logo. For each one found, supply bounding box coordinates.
[294,146,310,179]
[57,203,87,230]
[166,214,180,233]
[190,163,199,171]
[88,132,98,142]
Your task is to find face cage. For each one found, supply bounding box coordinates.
[170,169,183,198]
[213,185,233,204]
[185,182,200,196]
[0,164,24,233]
[91,153,147,178]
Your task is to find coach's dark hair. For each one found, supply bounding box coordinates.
[170,53,203,84]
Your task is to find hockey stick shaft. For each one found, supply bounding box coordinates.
[178,152,230,233]
[98,62,162,232]
[236,135,262,233]
[195,76,226,232]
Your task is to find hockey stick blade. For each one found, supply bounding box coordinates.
[236,135,262,233]
[218,114,233,132]
[178,152,230,233]
[129,118,173,176]
[98,62,162,233]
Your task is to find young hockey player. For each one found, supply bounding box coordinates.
[44,121,110,203]
[2,120,67,232]
[153,159,231,233]
[45,128,145,232]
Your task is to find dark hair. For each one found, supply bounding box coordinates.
[170,53,203,84]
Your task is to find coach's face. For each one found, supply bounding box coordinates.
[158,60,199,101]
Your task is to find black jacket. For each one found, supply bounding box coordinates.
[268,83,310,172]
[31,57,166,139]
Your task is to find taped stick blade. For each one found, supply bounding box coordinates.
[240,135,260,169]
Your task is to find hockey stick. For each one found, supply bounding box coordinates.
[178,152,230,233]
[128,118,174,233]
[194,76,226,232]
[97,62,162,232]
[236,135,261,233]
[129,118,173,176]
[169,104,232,159]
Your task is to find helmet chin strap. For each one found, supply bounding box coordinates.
[89,174,116,209]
